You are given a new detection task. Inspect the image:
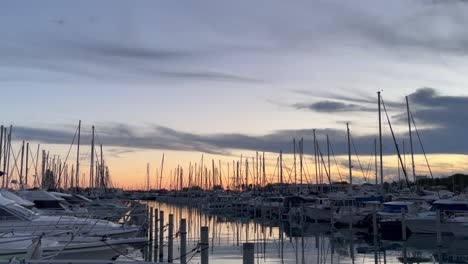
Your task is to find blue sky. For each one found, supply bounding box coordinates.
[2,0,468,187]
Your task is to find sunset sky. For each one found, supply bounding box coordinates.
[2,1,468,189]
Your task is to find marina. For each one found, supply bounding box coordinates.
[3,1,468,263]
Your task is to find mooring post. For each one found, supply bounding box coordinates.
[180,218,187,264]
[153,208,159,262]
[149,208,153,242]
[201,226,209,264]
[168,214,174,263]
[401,208,406,241]
[148,208,153,261]
[146,205,150,238]
[159,210,165,262]
[243,243,255,264]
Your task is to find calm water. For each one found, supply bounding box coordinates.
[131,201,466,264]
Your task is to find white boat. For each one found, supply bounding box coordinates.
[333,201,380,226]
[17,190,80,216]
[406,195,468,235]
[304,197,333,222]
[0,194,142,238]
[0,232,146,260]
[406,211,452,235]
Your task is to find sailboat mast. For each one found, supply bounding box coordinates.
[101,144,105,189]
[378,92,384,188]
[159,154,165,190]
[299,138,303,189]
[327,135,330,188]
[34,144,39,188]
[90,125,95,191]
[406,96,416,184]
[0,125,3,180]
[262,152,266,188]
[294,138,297,189]
[75,120,81,192]
[374,138,378,185]
[347,123,352,187]
[25,142,29,188]
[245,158,249,191]
[20,141,25,186]
[279,151,283,193]
[313,129,318,192]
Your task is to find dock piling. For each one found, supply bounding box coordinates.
[243,243,255,264]
[201,226,209,264]
[159,210,164,262]
[168,214,174,263]
[153,208,158,262]
[180,218,187,264]
[148,208,153,261]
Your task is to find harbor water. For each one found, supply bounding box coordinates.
[133,201,465,264]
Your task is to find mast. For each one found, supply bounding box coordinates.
[159,154,165,190]
[300,138,303,188]
[0,125,3,179]
[262,152,266,188]
[378,92,384,188]
[294,138,297,189]
[180,167,183,190]
[406,96,416,184]
[212,159,216,188]
[236,161,239,191]
[226,162,230,189]
[25,142,29,188]
[146,163,150,191]
[41,150,46,188]
[374,138,378,185]
[100,144,104,190]
[219,160,223,189]
[256,153,259,190]
[347,123,353,189]
[1,127,5,188]
[245,158,249,191]
[6,126,12,188]
[89,125,95,191]
[34,144,39,188]
[75,120,81,192]
[20,141,25,186]
[313,129,318,192]
[327,135,331,188]
[279,151,283,193]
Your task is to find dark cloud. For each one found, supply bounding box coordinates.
[71,42,194,61]
[293,101,374,113]
[401,87,468,130]
[9,113,468,158]
[147,70,264,83]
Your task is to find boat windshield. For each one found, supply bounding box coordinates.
[6,203,37,219]
[382,204,408,213]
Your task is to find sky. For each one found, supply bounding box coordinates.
[2,0,468,189]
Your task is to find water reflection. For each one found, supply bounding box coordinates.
[136,201,465,264]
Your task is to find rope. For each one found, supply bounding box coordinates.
[381,96,411,187]
[350,134,367,182]
[185,242,202,263]
[57,125,78,182]
[409,110,434,180]
[102,239,145,262]
[329,143,343,182]
[168,242,201,262]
